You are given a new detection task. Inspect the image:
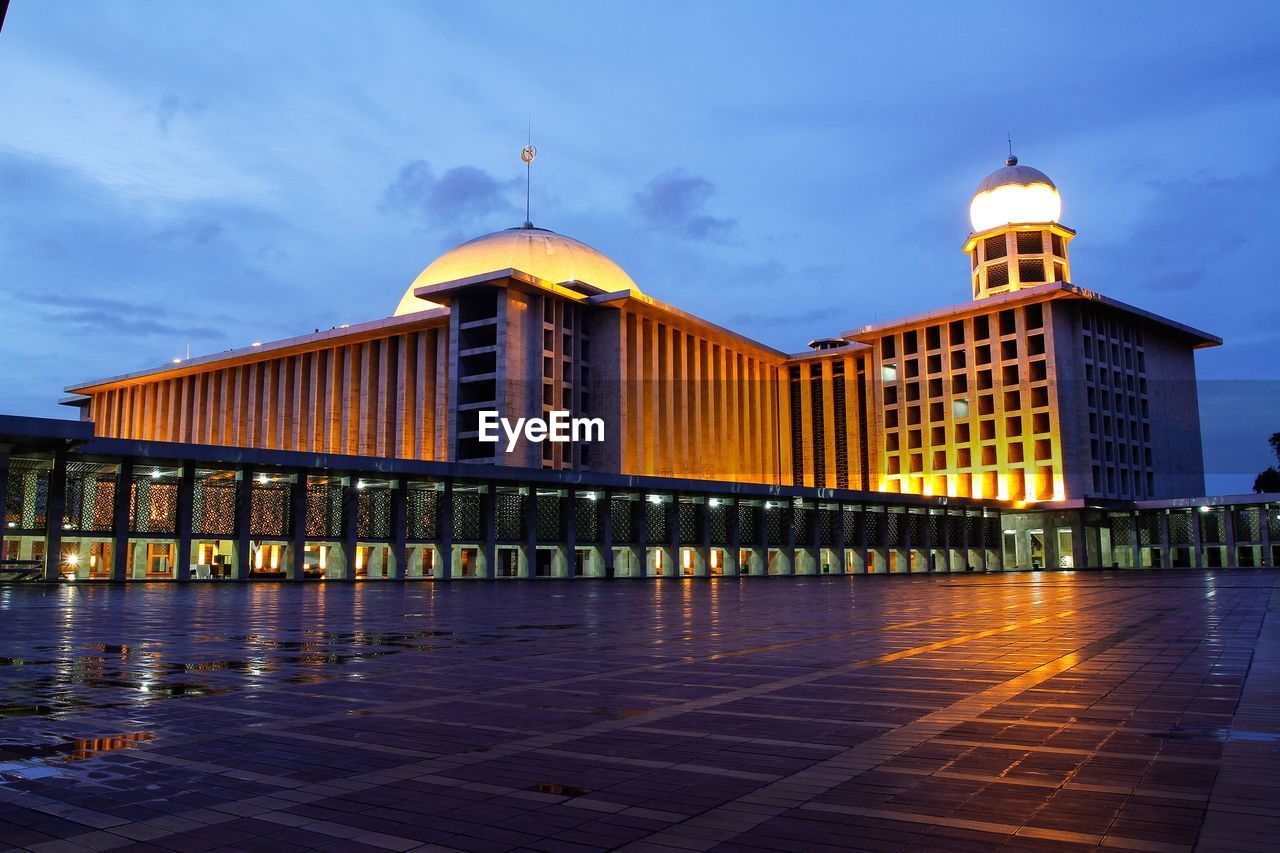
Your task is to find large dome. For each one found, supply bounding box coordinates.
[394,225,638,316]
[969,157,1062,233]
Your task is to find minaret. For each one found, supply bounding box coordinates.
[963,155,1074,300]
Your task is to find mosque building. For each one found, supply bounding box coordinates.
[61,155,1217,501]
[1,155,1274,582]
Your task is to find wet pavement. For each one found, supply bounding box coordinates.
[0,571,1277,852]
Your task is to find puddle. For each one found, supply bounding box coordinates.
[0,732,154,781]
[0,704,58,718]
[531,782,588,797]
[1147,725,1229,741]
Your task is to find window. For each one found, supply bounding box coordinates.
[999,310,1017,336]
[881,337,896,358]
[984,234,1007,260]
[952,398,970,419]
[949,320,966,344]
[1016,231,1042,254]
[974,315,990,339]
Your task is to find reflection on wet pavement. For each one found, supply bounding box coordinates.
[0,572,1277,851]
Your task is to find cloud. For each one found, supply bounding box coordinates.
[152,94,206,134]
[631,170,736,243]
[11,291,228,341]
[380,160,514,225]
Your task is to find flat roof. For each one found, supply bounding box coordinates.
[842,282,1221,349]
[65,309,449,396]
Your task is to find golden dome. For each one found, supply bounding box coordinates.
[969,157,1062,233]
[394,226,639,316]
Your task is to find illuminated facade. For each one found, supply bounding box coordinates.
[61,157,1217,503]
[5,156,1267,584]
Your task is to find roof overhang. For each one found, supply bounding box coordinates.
[963,221,1076,253]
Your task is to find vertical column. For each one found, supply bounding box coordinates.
[665,494,679,579]
[479,486,495,580]
[1261,503,1273,568]
[439,480,455,579]
[111,460,133,582]
[233,467,254,581]
[634,495,649,579]
[602,488,615,579]
[390,480,407,580]
[696,497,711,577]
[725,496,741,577]
[0,445,8,570]
[341,474,359,581]
[1128,511,1140,569]
[289,471,307,581]
[1192,507,1204,568]
[43,451,68,582]
[563,489,578,580]
[1223,507,1238,568]
[520,485,537,579]
[780,502,796,576]
[1158,509,1172,570]
[834,503,847,575]
[175,463,194,582]
[756,501,769,576]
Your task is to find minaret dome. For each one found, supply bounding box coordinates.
[963,155,1075,300]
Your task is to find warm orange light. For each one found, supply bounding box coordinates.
[355,548,365,571]
[319,547,327,570]
[269,546,280,570]
[254,548,264,570]
[710,549,719,569]
[682,549,692,569]
[655,550,663,569]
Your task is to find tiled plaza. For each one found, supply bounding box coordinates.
[1,572,1277,852]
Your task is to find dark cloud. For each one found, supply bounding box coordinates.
[380,160,514,225]
[632,170,736,243]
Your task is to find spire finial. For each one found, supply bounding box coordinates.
[1005,133,1017,167]
[520,117,537,227]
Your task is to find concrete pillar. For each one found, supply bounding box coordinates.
[233,467,253,581]
[722,497,740,577]
[1192,506,1204,568]
[439,480,455,579]
[111,460,133,582]
[0,444,9,569]
[390,479,407,580]
[634,495,649,578]
[479,486,495,580]
[562,489,577,580]
[176,463,194,582]
[1261,502,1274,567]
[601,489,615,578]
[340,474,358,580]
[289,471,307,581]
[1158,509,1172,570]
[1070,515,1088,571]
[665,495,679,579]
[1223,507,1237,568]
[43,450,68,582]
[695,498,711,578]
[521,486,537,579]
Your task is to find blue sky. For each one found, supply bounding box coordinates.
[1,2,1277,492]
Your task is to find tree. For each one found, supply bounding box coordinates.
[1253,433,1280,494]
[1255,467,1280,494]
